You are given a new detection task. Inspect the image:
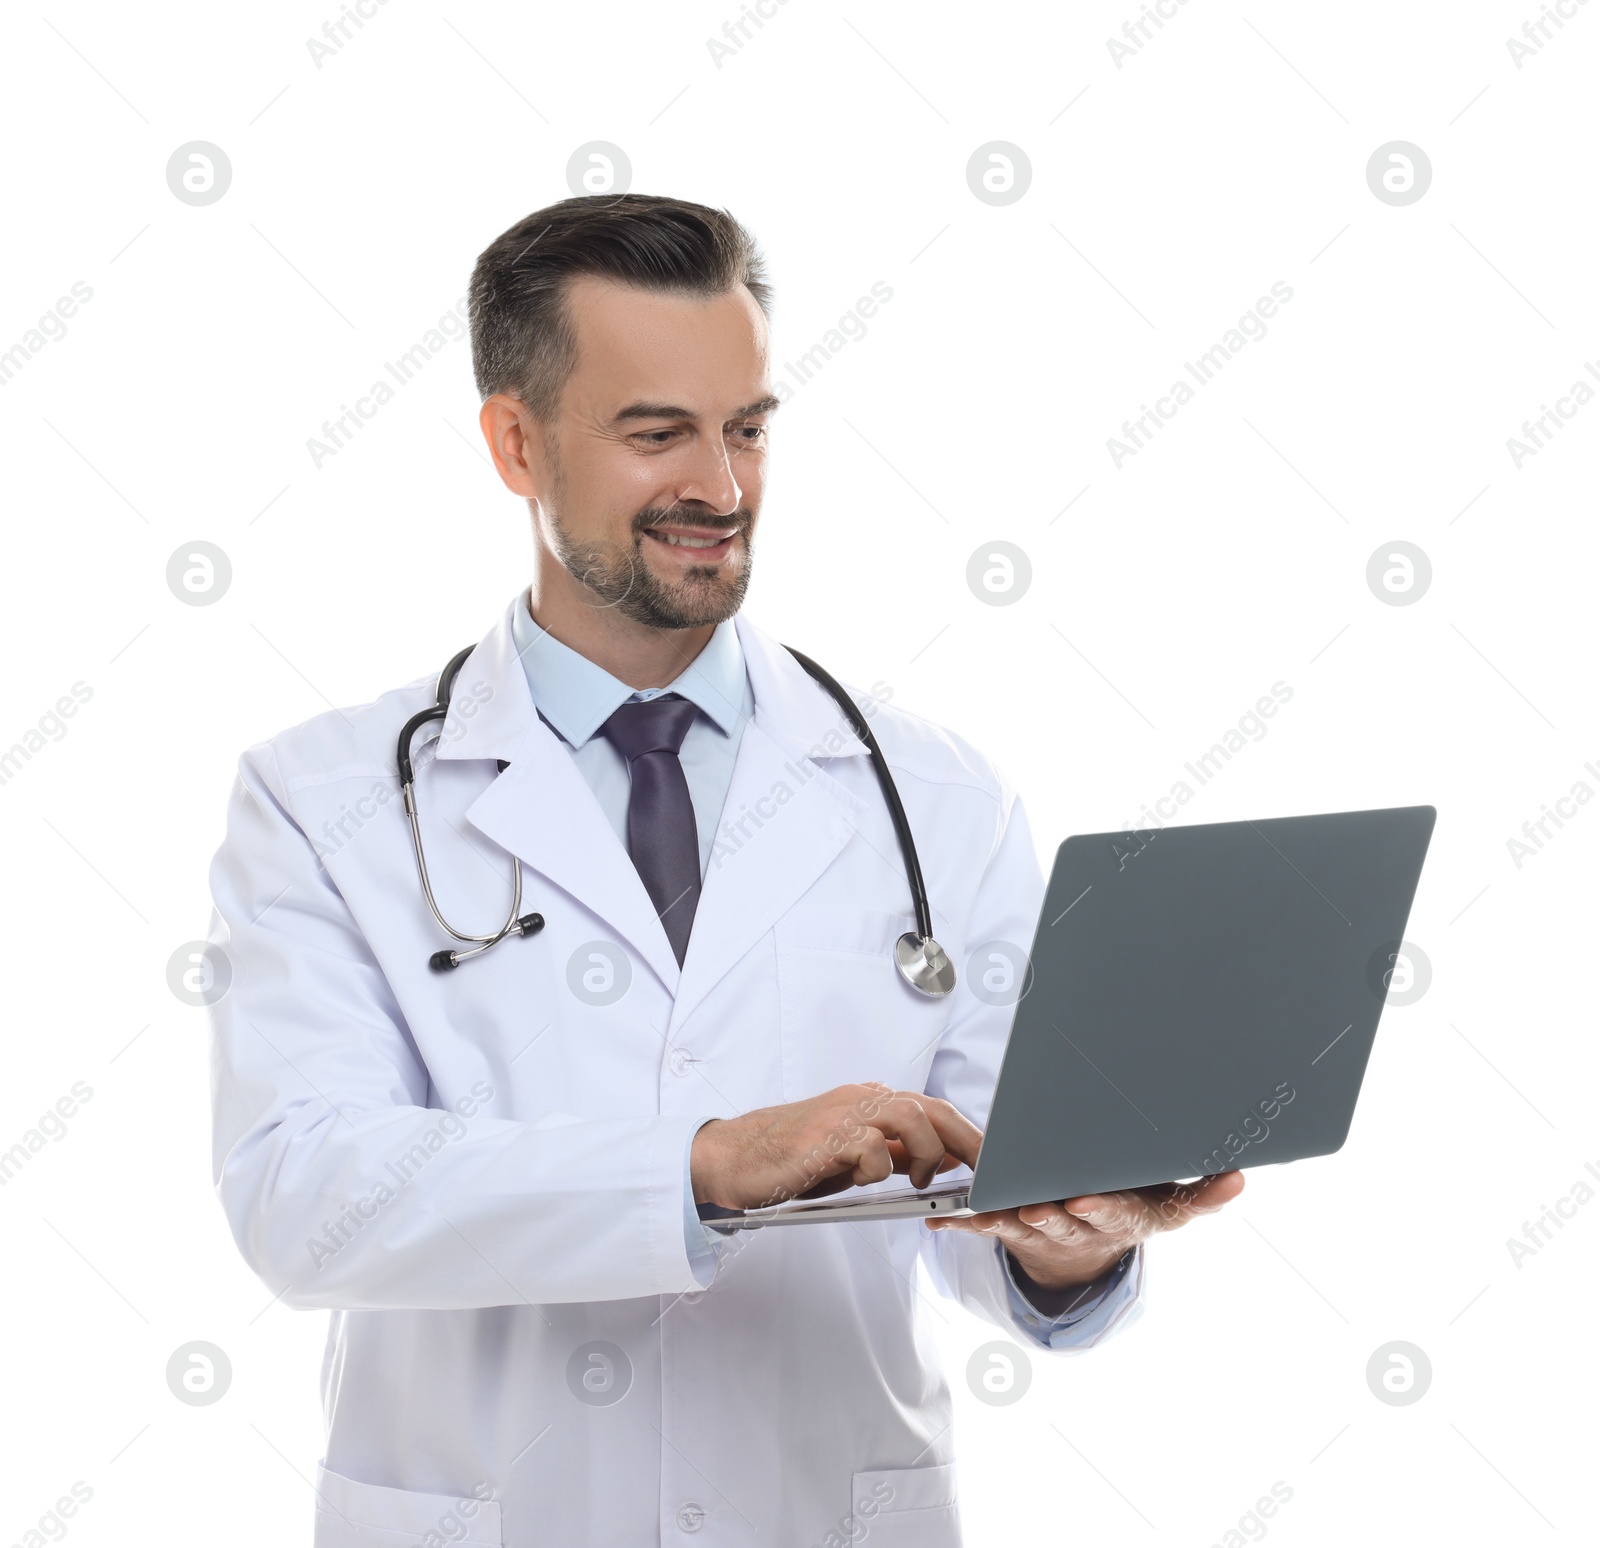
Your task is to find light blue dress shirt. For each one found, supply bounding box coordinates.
[510,595,1132,1335]
[510,596,752,876]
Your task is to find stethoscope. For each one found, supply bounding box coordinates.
[397,645,956,996]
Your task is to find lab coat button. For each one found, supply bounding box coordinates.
[677,1503,706,1532]
[668,1048,694,1076]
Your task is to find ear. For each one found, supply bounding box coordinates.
[479,394,548,499]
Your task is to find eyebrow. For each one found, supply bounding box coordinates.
[612,394,782,425]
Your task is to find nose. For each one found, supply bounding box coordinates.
[674,433,742,519]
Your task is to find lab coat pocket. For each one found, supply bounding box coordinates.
[312,1463,502,1547]
[775,906,952,1100]
[850,1463,960,1547]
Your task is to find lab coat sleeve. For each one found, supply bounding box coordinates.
[682,1125,721,1288]
[206,743,708,1311]
[917,785,1146,1353]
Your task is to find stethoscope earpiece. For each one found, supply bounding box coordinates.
[427,913,546,973]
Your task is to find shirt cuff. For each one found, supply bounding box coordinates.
[1000,1241,1140,1347]
[682,1121,721,1289]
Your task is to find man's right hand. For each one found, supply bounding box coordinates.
[690,1082,982,1211]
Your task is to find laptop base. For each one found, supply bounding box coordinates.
[698,1183,973,1233]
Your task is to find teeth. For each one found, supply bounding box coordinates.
[659,532,729,548]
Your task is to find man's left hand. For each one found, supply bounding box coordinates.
[925,1171,1245,1291]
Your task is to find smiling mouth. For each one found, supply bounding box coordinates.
[642,525,741,555]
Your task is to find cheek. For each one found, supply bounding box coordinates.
[618,454,680,500]
[560,441,669,519]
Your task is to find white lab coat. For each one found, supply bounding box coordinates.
[207,600,1141,1548]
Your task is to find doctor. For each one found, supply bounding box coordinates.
[208,193,1241,1548]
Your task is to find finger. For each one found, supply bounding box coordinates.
[879,1138,965,1174]
[1144,1170,1245,1226]
[901,1093,983,1171]
[1066,1174,1245,1239]
[804,1112,888,1193]
[929,1209,1038,1249]
[980,1211,1041,1249]
[1016,1201,1094,1246]
[866,1096,948,1189]
[1199,1170,1245,1205]
[1061,1192,1152,1241]
[879,1147,966,1178]
[839,1127,893,1188]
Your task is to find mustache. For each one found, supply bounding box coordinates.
[634,505,753,536]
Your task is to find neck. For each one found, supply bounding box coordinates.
[526,557,717,691]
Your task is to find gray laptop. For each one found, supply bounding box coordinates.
[700,804,1436,1233]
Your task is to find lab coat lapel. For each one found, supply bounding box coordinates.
[669,617,872,1030]
[465,728,684,994]
[436,602,683,995]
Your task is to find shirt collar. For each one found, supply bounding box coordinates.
[510,591,752,748]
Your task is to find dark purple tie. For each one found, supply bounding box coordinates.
[598,694,701,966]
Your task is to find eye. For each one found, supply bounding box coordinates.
[728,422,768,444]
[631,429,680,448]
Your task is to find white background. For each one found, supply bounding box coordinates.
[1,1,1596,1544]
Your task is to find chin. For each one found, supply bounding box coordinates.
[642,557,749,624]
[664,580,748,630]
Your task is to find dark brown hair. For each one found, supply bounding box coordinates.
[469,193,772,417]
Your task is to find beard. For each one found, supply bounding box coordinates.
[548,503,755,630]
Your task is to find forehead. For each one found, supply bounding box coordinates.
[561,276,770,409]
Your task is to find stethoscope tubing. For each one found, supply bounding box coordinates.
[398,648,537,968]
[780,646,937,947]
[397,641,948,988]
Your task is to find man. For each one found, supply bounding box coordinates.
[208,194,1241,1548]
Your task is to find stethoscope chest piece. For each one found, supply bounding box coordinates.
[895,933,956,997]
